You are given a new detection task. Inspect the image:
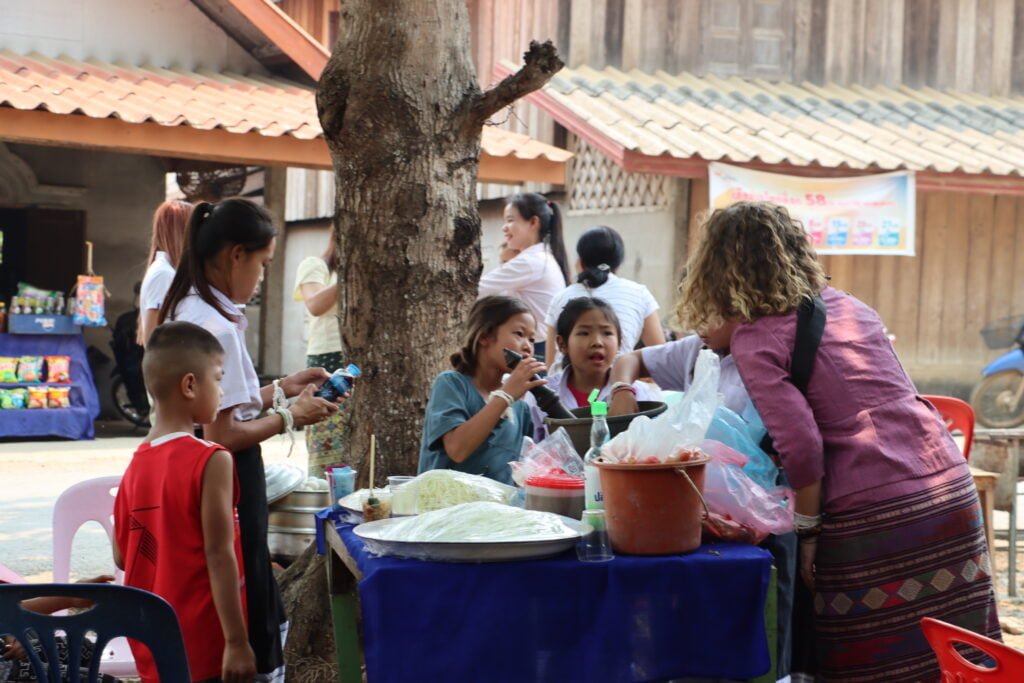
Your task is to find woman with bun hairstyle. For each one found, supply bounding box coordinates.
[543,225,664,366]
[478,193,571,360]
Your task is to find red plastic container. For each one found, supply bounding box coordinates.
[524,470,585,519]
[594,454,709,555]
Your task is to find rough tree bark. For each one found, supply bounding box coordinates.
[281,1,563,678]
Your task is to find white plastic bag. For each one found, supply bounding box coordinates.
[601,349,722,463]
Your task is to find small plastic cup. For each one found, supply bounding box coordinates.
[330,467,357,508]
[388,476,416,515]
[576,509,614,562]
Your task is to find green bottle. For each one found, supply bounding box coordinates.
[584,389,609,511]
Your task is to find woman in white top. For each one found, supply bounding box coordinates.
[137,199,191,345]
[478,193,570,359]
[544,226,665,366]
[293,226,344,476]
[159,198,340,682]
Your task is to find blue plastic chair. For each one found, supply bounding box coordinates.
[0,583,190,683]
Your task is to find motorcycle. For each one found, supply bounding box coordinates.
[109,306,150,427]
[971,315,1024,428]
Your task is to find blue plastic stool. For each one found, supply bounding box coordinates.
[0,583,190,682]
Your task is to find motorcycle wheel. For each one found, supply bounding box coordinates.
[111,376,150,428]
[971,370,1024,428]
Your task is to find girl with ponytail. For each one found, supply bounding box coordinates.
[138,199,192,345]
[543,225,665,366]
[418,295,545,484]
[478,193,570,360]
[159,197,342,681]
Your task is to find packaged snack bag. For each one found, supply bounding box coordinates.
[27,386,48,409]
[72,275,107,327]
[0,389,14,409]
[8,388,27,409]
[47,386,71,408]
[45,356,71,383]
[16,356,43,383]
[0,357,16,383]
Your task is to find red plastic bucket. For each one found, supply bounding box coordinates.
[594,454,709,555]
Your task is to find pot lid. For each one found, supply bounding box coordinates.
[265,463,306,504]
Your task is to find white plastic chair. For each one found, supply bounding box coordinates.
[52,474,137,678]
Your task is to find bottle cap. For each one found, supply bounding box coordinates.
[588,388,607,416]
[344,363,362,378]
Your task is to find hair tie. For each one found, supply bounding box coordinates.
[597,264,610,272]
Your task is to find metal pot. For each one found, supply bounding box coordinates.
[267,488,330,564]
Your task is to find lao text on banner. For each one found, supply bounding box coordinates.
[708,163,916,256]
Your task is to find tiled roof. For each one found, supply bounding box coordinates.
[510,63,1024,177]
[0,50,572,164]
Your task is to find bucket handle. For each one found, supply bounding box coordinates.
[675,468,710,520]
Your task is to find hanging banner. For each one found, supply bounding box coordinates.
[708,163,916,256]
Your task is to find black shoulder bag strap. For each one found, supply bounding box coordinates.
[759,295,827,456]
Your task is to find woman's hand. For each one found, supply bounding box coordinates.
[281,368,331,397]
[2,634,25,661]
[288,384,340,427]
[501,358,547,400]
[799,537,817,590]
[609,391,640,417]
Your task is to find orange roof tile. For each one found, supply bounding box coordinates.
[502,62,1024,177]
[0,51,572,166]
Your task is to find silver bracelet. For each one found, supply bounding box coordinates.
[488,390,515,420]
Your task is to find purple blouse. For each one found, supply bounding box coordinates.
[730,287,969,513]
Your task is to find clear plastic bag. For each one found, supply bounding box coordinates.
[601,349,722,463]
[706,406,779,491]
[700,439,793,544]
[402,470,517,512]
[510,428,585,487]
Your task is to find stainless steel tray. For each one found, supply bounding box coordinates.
[353,515,588,563]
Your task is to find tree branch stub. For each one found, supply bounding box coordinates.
[473,40,564,125]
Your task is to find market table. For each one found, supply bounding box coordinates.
[0,333,99,440]
[319,510,775,683]
[973,427,1024,596]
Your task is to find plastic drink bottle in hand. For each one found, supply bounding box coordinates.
[316,364,361,401]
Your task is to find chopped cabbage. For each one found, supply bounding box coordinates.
[374,501,578,542]
[403,470,517,512]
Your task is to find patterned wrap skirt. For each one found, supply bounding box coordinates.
[813,469,1001,682]
[305,351,345,477]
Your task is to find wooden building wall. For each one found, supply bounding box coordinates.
[687,178,1024,393]
[465,0,1024,97]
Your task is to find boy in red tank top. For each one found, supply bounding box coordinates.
[113,321,256,682]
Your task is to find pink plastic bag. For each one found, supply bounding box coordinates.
[700,439,793,544]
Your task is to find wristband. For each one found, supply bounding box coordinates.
[488,390,515,420]
[610,382,637,396]
[272,379,287,410]
[794,511,823,537]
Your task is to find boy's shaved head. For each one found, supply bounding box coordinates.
[144,321,224,399]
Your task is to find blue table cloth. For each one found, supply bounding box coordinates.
[330,515,772,682]
[0,333,99,440]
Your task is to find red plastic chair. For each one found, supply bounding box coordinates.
[921,617,1024,680]
[923,394,975,460]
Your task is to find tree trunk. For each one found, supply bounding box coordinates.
[283,0,563,675]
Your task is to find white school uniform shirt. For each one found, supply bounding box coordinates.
[172,287,263,421]
[641,335,751,416]
[478,242,566,338]
[545,274,660,357]
[524,368,662,442]
[139,252,175,311]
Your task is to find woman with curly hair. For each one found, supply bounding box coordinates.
[680,201,999,682]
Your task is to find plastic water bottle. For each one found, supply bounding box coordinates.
[584,389,609,511]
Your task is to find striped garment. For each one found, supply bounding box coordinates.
[811,470,1000,682]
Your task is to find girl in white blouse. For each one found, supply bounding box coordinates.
[159,198,340,682]
[137,200,191,346]
[478,193,570,359]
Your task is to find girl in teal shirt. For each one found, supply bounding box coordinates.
[418,296,545,485]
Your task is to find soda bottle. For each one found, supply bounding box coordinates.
[584,388,609,511]
[501,348,574,419]
[316,364,362,401]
